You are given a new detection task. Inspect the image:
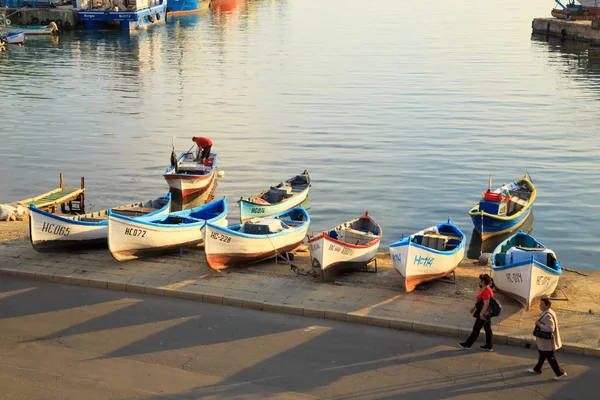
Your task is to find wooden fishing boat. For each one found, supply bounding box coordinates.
[389,219,465,292]
[29,194,171,252]
[108,197,227,261]
[469,173,536,239]
[0,31,24,45]
[1,22,58,36]
[308,212,382,280]
[491,231,562,310]
[239,171,310,223]
[204,207,310,270]
[163,151,217,211]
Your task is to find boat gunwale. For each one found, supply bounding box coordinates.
[240,170,310,206]
[491,231,562,275]
[206,207,310,239]
[389,220,466,256]
[29,193,171,227]
[468,176,537,222]
[307,215,382,249]
[108,197,227,228]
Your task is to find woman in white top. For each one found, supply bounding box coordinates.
[528,297,567,380]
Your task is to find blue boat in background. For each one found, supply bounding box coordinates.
[469,172,536,239]
[78,0,167,30]
[167,0,211,16]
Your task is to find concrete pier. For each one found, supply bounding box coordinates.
[5,7,78,30]
[532,17,600,43]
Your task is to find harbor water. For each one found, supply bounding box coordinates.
[1,0,599,270]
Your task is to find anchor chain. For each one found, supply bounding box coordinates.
[290,264,319,278]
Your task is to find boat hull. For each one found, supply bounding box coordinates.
[492,262,560,310]
[163,152,217,210]
[29,197,171,252]
[390,223,466,292]
[167,0,211,16]
[204,209,310,270]
[1,31,24,45]
[1,25,56,35]
[78,4,167,30]
[308,235,380,280]
[471,207,532,239]
[29,208,109,252]
[108,211,227,261]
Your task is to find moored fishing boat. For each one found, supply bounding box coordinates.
[167,0,211,16]
[0,31,24,45]
[308,212,382,280]
[0,22,58,36]
[239,171,310,223]
[78,0,167,30]
[491,231,562,310]
[29,194,171,252]
[204,207,310,270]
[107,197,227,261]
[389,219,465,292]
[164,149,218,211]
[469,173,536,240]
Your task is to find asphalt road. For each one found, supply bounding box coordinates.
[0,277,597,400]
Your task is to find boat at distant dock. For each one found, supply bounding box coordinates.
[167,0,212,16]
[77,0,167,30]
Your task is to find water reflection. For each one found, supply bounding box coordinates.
[467,212,535,258]
[531,33,600,82]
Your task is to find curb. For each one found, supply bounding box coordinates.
[2,268,598,358]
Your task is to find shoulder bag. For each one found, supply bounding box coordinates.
[533,312,555,340]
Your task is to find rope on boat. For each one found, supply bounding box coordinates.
[263,229,318,278]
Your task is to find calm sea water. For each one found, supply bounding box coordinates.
[1,0,599,270]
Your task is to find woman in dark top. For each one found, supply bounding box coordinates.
[459,273,494,351]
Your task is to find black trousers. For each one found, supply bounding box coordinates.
[534,350,564,376]
[464,317,493,348]
[200,145,212,160]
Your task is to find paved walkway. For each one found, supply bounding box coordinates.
[0,240,598,358]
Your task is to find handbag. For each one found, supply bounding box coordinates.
[485,297,502,318]
[532,312,555,340]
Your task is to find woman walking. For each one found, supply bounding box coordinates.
[459,273,494,351]
[528,297,567,380]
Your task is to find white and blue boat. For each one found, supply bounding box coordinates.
[107,197,227,261]
[78,0,167,30]
[204,207,310,270]
[491,231,562,310]
[167,0,211,16]
[239,171,310,223]
[469,173,536,240]
[389,219,465,292]
[0,30,24,45]
[29,194,171,252]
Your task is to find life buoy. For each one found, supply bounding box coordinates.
[55,19,63,28]
[148,14,154,22]
[63,21,71,30]
[31,17,39,24]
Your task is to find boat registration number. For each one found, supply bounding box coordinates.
[251,207,265,214]
[125,228,146,237]
[41,222,71,237]
[210,232,231,243]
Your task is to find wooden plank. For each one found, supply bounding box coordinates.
[20,188,85,209]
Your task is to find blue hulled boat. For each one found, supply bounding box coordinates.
[469,173,536,239]
[167,0,211,16]
[78,0,167,30]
